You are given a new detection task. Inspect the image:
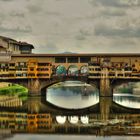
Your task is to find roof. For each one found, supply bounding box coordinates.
[12,41,34,49]
[0,35,17,42]
[0,35,34,49]
[12,53,140,57]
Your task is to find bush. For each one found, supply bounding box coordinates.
[0,84,28,97]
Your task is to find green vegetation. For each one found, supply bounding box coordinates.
[117,87,133,94]
[0,84,28,100]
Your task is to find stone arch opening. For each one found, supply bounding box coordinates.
[113,80,140,109]
[112,80,140,95]
[80,65,89,76]
[68,65,79,76]
[56,65,67,76]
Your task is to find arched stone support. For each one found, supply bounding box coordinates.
[27,79,41,95]
[100,78,112,97]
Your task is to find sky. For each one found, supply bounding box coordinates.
[0,0,140,53]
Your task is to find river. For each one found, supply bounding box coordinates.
[5,134,140,140]
[0,81,140,139]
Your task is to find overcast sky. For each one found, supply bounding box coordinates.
[0,0,140,53]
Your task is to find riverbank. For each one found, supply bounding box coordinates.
[0,84,28,99]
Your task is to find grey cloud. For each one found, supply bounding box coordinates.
[36,41,59,53]
[108,39,140,52]
[101,9,126,17]
[75,34,86,41]
[0,25,32,33]
[95,25,140,38]
[75,29,92,41]
[35,42,59,53]
[27,4,42,13]
[113,39,138,47]
[0,0,15,1]
[10,12,25,18]
[46,42,58,50]
[89,0,140,7]
[45,11,61,16]
[0,13,5,19]
[0,0,140,53]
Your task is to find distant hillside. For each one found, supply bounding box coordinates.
[59,52,77,54]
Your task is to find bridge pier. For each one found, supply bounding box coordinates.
[100,97,112,121]
[27,79,41,95]
[100,78,112,97]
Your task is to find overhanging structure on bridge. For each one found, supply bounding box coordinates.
[0,53,140,95]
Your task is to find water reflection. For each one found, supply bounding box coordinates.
[3,135,140,140]
[1,82,140,138]
[46,81,99,109]
[0,95,140,138]
[80,116,89,124]
[56,116,66,124]
[68,116,79,124]
[113,93,140,109]
[0,95,22,107]
[1,110,140,136]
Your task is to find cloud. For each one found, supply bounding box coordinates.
[0,25,32,33]
[0,0,140,53]
[0,0,15,1]
[75,29,92,41]
[101,8,126,17]
[10,12,25,18]
[90,0,140,7]
[95,24,140,38]
[27,4,42,13]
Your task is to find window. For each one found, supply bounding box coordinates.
[80,57,91,63]
[30,68,34,71]
[55,57,66,63]
[67,57,78,63]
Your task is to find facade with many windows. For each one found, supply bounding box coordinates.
[0,36,34,54]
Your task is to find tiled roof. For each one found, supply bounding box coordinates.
[0,35,34,49]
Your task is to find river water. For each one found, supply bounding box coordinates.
[46,81,99,109]
[5,134,140,140]
[113,93,140,109]
[1,81,140,139]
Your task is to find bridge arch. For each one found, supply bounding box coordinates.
[68,65,79,76]
[112,79,140,95]
[80,65,89,75]
[56,65,67,76]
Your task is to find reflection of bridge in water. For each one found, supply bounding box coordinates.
[1,96,140,115]
[0,96,22,107]
[1,97,140,136]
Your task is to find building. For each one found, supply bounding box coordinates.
[0,36,34,54]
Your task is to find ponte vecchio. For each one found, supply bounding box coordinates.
[0,52,140,96]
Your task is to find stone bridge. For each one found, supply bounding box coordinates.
[0,76,88,96]
[0,76,140,96]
